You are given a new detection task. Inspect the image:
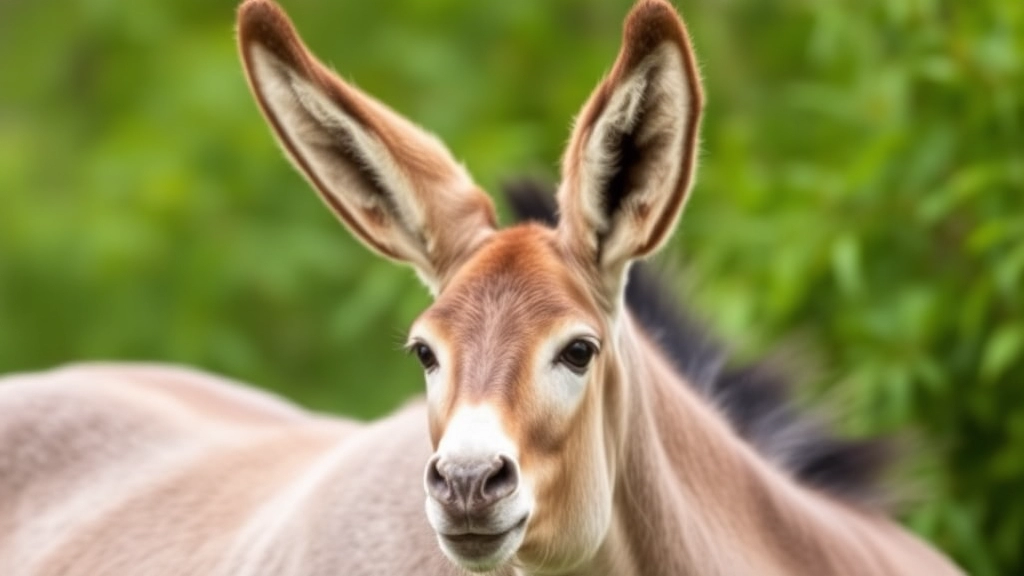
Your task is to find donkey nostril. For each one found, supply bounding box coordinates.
[425,456,452,502]
[481,455,519,501]
[428,455,519,509]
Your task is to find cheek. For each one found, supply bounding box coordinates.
[548,367,589,415]
[518,408,614,571]
[515,367,589,463]
[533,362,590,421]
[525,365,608,494]
[423,364,453,447]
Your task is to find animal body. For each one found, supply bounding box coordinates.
[0,1,963,574]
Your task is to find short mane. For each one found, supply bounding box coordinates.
[503,179,892,506]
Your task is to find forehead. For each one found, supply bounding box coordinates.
[419,224,600,339]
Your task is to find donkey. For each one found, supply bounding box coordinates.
[0,0,963,574]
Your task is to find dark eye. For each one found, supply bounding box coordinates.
[411,343,438,372]
[558,339,597,373]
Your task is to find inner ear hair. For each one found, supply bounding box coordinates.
[237,0,498,290]
[555,0,704,305]
[256,50,406,228]
[594,49,683,230]
[238,1,433,263]
[582,41,691,266]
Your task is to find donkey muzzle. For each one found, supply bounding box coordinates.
[426,454,519,517]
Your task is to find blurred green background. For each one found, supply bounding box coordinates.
[1,0,1021,572]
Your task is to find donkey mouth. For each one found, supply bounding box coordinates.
[440,514,528,540]
[437,515,528,569]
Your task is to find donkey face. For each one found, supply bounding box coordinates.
[238,0,702,572]
[411,226,609,571]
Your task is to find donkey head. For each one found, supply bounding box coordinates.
[238,0,702,572]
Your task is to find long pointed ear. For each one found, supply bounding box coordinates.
[557,0,703,304]
[237,0,496,291]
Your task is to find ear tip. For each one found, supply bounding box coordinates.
[237,0,291,50]
[238,0,281,30]
[622,0,689,58]
[237,0,307,71]
[626,0,679,22]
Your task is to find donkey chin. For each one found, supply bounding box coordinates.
[424,452,534,572]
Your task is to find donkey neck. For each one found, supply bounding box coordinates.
[586,315,774,576]
[564,315,958,576]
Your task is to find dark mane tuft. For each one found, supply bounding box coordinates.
[503,179,892,506]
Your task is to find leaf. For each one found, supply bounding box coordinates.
[831,233,863,297]
[980,324,1024,383]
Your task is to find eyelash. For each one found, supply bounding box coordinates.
[407,341,438,372]
[556,338,599,374]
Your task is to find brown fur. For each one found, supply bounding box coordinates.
[559,0,703,285]
[0,1,964,575]
[238,0,496,285]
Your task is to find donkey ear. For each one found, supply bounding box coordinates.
[237,0,496,291]
[557,0,703,300]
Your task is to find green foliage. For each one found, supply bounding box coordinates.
[0,0,1020,573]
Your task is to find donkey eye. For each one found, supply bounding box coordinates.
[558,340,597,374]
[411,343,438,372]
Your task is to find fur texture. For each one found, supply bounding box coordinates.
[504,179,892,505]
[0,1,963,575]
